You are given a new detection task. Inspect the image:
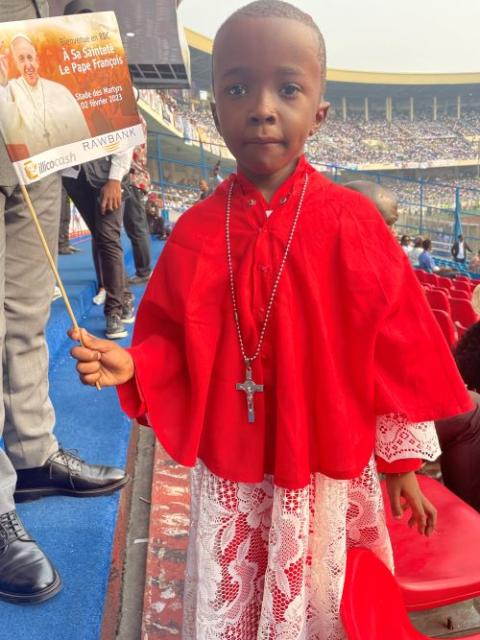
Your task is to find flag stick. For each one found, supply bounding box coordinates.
[20,183,102,391]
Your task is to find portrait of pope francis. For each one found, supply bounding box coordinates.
[0,33,91,159]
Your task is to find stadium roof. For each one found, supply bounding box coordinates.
[185,28,480,92]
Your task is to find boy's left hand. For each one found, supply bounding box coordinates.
[385,471,437,536]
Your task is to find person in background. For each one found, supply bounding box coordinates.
[124,89,152,286]
[146,192,166,238]
[409,236,424,267]
[470,249,480,273]
[451,233,472,264]
[0,0,128,606]
[418,238,439,273]
[419,238,457,276]
[400,234,412,257]
[434,321,480,512]
[344,180,399,228]
[58,186,79,255]
[198,178,211,201]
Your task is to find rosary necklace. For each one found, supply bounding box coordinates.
[20,77,51,145]
[225,173,309,423]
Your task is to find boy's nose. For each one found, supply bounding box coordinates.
[248,94,277,125]
[249,110,276,126]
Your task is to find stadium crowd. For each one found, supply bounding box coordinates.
[141,88,480,168]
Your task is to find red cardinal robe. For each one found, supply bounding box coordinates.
[118,156,473,489]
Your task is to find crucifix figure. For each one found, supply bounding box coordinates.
[236,360,264,423]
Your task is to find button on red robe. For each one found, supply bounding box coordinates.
[118,156,473,489]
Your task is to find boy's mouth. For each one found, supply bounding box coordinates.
[244,137,284,146]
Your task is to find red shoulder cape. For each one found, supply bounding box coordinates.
[118,158,473,488]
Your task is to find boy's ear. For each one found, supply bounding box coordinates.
[309,100,330,137]
[211,101,222,135]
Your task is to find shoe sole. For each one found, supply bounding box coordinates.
[105,330,128,339]
[14,475,130,503]
[121,316,136,325]
[0,570,62,604]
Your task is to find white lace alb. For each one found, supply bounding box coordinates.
[181,414,440,639]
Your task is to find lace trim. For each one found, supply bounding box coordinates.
[182,457,393,640]
[375,413,441,463]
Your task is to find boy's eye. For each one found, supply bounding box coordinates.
[280,84,301,98]
[227,84,247,97]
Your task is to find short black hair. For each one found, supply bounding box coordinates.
[454,321,480,391]
[422,239,432,251]
[213,0,326,91]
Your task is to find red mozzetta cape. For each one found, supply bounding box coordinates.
[118,156,473,489]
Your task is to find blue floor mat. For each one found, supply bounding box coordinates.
[0,233,166,640]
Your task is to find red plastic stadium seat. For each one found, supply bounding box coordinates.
[432,308,457,346]
[423,272,439,286]
[454,280,472,294]
[437,276,453,289]
[450,297,478,328]
[431,285,449,296]
[415,270,427,283]
[381,476,480,610]
[425,289,451,315]
[341,548,480,640]
[450,288,471,301]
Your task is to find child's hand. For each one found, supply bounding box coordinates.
[385,471,437,536]
[69,328,135,388]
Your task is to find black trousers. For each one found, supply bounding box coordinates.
[58,186,71,251]
[123,186,152,277]
[436,399,480,512]
[63,171,132,317]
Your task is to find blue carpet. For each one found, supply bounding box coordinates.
[0,233,166,640]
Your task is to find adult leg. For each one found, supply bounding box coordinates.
[58,187,72,253]
[64,173,130,336]
[0,188,15,515]
[10,173,128,497]
[92,199,132,319]
[63,174,103,293]
[0,182,61,603]
[91,237,104,290]
[123,187,152,279]
[2,175,60,468]
[437,413,480,512]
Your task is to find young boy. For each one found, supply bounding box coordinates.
[70,2,472,637]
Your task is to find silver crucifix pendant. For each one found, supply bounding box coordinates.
[236,361,264,423]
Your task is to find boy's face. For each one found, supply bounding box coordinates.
[212,17,328,185]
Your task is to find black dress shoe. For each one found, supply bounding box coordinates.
[0,510,61,604]
[14,448,130,502]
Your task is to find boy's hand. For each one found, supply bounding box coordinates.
[69,328,135,387]
[385,471,437,537]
